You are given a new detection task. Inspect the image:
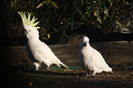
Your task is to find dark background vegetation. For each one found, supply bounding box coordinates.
[0,0,133,46]
[1,1,133,88]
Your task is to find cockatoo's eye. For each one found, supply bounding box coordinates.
[29,30,31,32]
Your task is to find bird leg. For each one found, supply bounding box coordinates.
[85,70,95,76]
[46,65,50,70]
[92,72,96,76]
[56,64,61,67]
[84,72,96,77]
[85,70,89,76]
[33,62,41,71]
[86,73,90,76]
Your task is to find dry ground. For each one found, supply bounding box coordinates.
[3,43,133,88]
[3,64,133,88]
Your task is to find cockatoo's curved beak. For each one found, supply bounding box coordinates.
[24,30,28,34]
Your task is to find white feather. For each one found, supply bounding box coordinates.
[18,12,68,70]
[80,36,112,75]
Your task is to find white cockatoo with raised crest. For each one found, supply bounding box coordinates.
[80,36,112,76]
[18,12,68,71]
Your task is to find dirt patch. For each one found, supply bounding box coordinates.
[3,43,133,88]
[4,64,133,88]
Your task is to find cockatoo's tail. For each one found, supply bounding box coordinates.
[18,12,40,30]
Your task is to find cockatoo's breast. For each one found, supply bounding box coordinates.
[81,44,103,70]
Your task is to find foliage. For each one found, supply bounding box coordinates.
[1,0,133,42]
[36,0,133,34]
[82,0,133,33]
[36,0,59,8]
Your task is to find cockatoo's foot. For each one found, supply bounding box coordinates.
[56,64,61,67]
[109,71,114,74]
[46,67,50,70]
[84,71,95,77]
[91,72,96,76]
[85,73,96,77]
[86,73,89,76]
[84,70,93,77]
[34,62,41,71]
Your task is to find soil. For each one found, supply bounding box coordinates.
[3,43,133,88]
[3,64,133,88]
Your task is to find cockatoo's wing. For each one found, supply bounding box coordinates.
[41,42,68,68]
[30,43,52,66]
[18,12,40,30]
[33,41,68,68]
[91,50,110,70]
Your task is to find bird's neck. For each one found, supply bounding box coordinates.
[87,42,91,48]
[28,37,41,43]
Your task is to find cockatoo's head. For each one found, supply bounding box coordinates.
[80,36,90,47]
[83,36,89,42]
[18,12,40,39]
[25,28,39,39]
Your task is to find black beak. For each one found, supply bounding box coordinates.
[83,42,87,47]
[24,30,28,34]
[22,29,28,37]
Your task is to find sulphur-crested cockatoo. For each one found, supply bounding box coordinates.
[80,36,112,76]
[18,12,68,71]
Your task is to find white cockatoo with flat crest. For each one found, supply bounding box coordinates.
[18,12,68,71]
[80,36,112,76]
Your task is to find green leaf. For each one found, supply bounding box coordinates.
[36,0,58,8]
[73,0,82,15]
[97,17,102,24]
[94,8,102,24]
[104,7,109,20]
[50,1,59,8]
[47,33,50,38]
[108,0,112,7]
[81,0,84,6]
[116,21,123,28]
[36,1,48,8]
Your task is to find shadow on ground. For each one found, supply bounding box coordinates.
[2,64,133,88]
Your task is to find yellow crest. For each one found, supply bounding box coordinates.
[18,12,40,29]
